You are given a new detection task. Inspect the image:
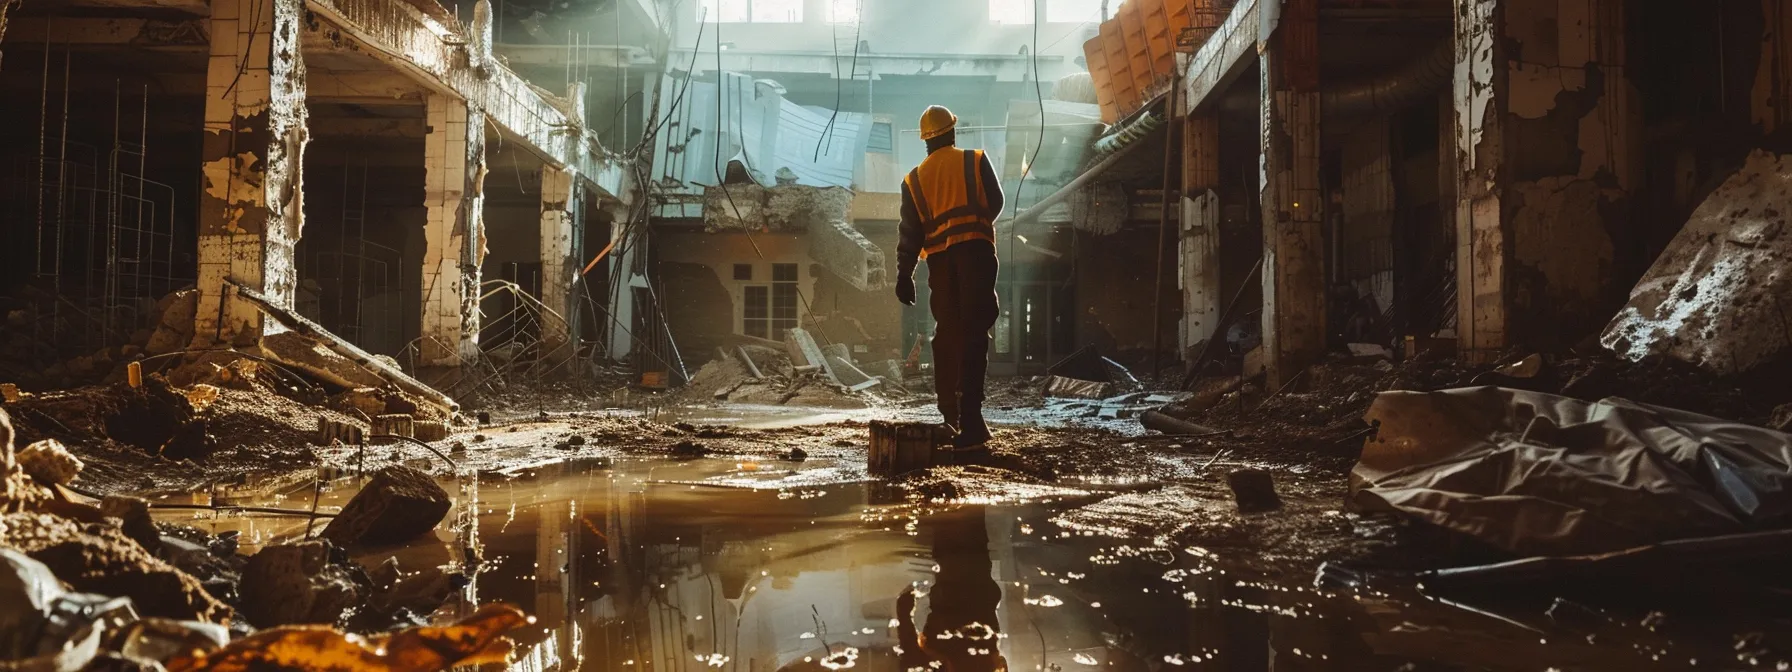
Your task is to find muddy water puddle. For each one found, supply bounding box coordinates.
[154,457,1792,670]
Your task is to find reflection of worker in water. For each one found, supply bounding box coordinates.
[897,506,1007,672]
[894,105,1005,449]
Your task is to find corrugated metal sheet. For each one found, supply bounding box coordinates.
[651,72,869,217]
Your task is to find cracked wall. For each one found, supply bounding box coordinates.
[1453,0,1639,358]
[193,0,309,347]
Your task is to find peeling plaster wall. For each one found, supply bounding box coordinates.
[420,94,488,367]
[193,0,310,347]
[1453,0,1640,358]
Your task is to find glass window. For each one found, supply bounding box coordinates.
[733,263,753,280]
[867,122,894,154]
[771,263,799,283]
[744,285,769,339]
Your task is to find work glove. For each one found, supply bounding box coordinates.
[895,274,916,306]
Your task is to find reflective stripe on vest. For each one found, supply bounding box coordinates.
[904,147,994,259]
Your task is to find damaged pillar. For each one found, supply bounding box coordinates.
[193,0,308,347]
[1179,0,1230,359]
[540,166,583,366]
[1258,0,1324,390]
[1453,0,1637,361]
[1181,115,1222,357]
[421,94,488,369]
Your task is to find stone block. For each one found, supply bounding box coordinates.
[320,466,452,547]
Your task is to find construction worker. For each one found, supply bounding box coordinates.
[894,105,1004,450]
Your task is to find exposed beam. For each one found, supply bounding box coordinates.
[5,16,207,48]
[1183,0,1260,115]
[494,43,656,69]
[45,0,210,15]
[305,0,633,204]
[669,48,1065,83]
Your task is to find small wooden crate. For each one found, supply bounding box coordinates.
[370,414,414,444]
[868,421,939,477]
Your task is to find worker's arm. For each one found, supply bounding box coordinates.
[980,151,1005,219]
[897,179,923,280]
[895,180,922,305]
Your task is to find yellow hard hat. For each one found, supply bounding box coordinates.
[919,105,957,141]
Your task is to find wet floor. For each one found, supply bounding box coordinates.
[153,450,1792,671]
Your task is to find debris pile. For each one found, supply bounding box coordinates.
[683,330,913,407]
[0,406,527,669]
[1155,348,1792,470]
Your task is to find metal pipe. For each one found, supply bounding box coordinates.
[1219,40,1452,117]
[1006,128,1155,227]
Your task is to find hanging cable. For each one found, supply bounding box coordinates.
[1006,0,1048,263]
[814,0,864,161]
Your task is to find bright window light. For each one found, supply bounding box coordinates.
[992,0,1105,23]
[989,0,1034,24]
[1046,0,1104,23]
[698,0,802,23]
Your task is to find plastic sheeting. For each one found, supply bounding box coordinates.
[1351,387,1792,556]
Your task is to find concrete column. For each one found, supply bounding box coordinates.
[421,94,487,368]
[1179,113,1222,357]
[193,0,308,347]
[1258,0,1324,390]
[539,165,582,364]
[1178,0,1230,359]
[605,203,637,361]
[1453,0,1637,361]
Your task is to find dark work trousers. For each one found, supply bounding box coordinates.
[927,239,999,435]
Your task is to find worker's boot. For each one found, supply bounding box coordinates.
[953,410,991,450]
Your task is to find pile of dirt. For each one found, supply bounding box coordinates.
[3,365,362,492]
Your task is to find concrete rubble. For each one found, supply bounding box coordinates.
[1603,150,1792,375]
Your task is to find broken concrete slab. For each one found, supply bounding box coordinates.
[784,328,838,383]
[703,183,852,233]
[236,284,458,413]
[320,466,452,547]
[1603,150,1792,374]
[1045,376,1108,399]
[810,220,888,291]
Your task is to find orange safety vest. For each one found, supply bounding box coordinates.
[904,147,995,259]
